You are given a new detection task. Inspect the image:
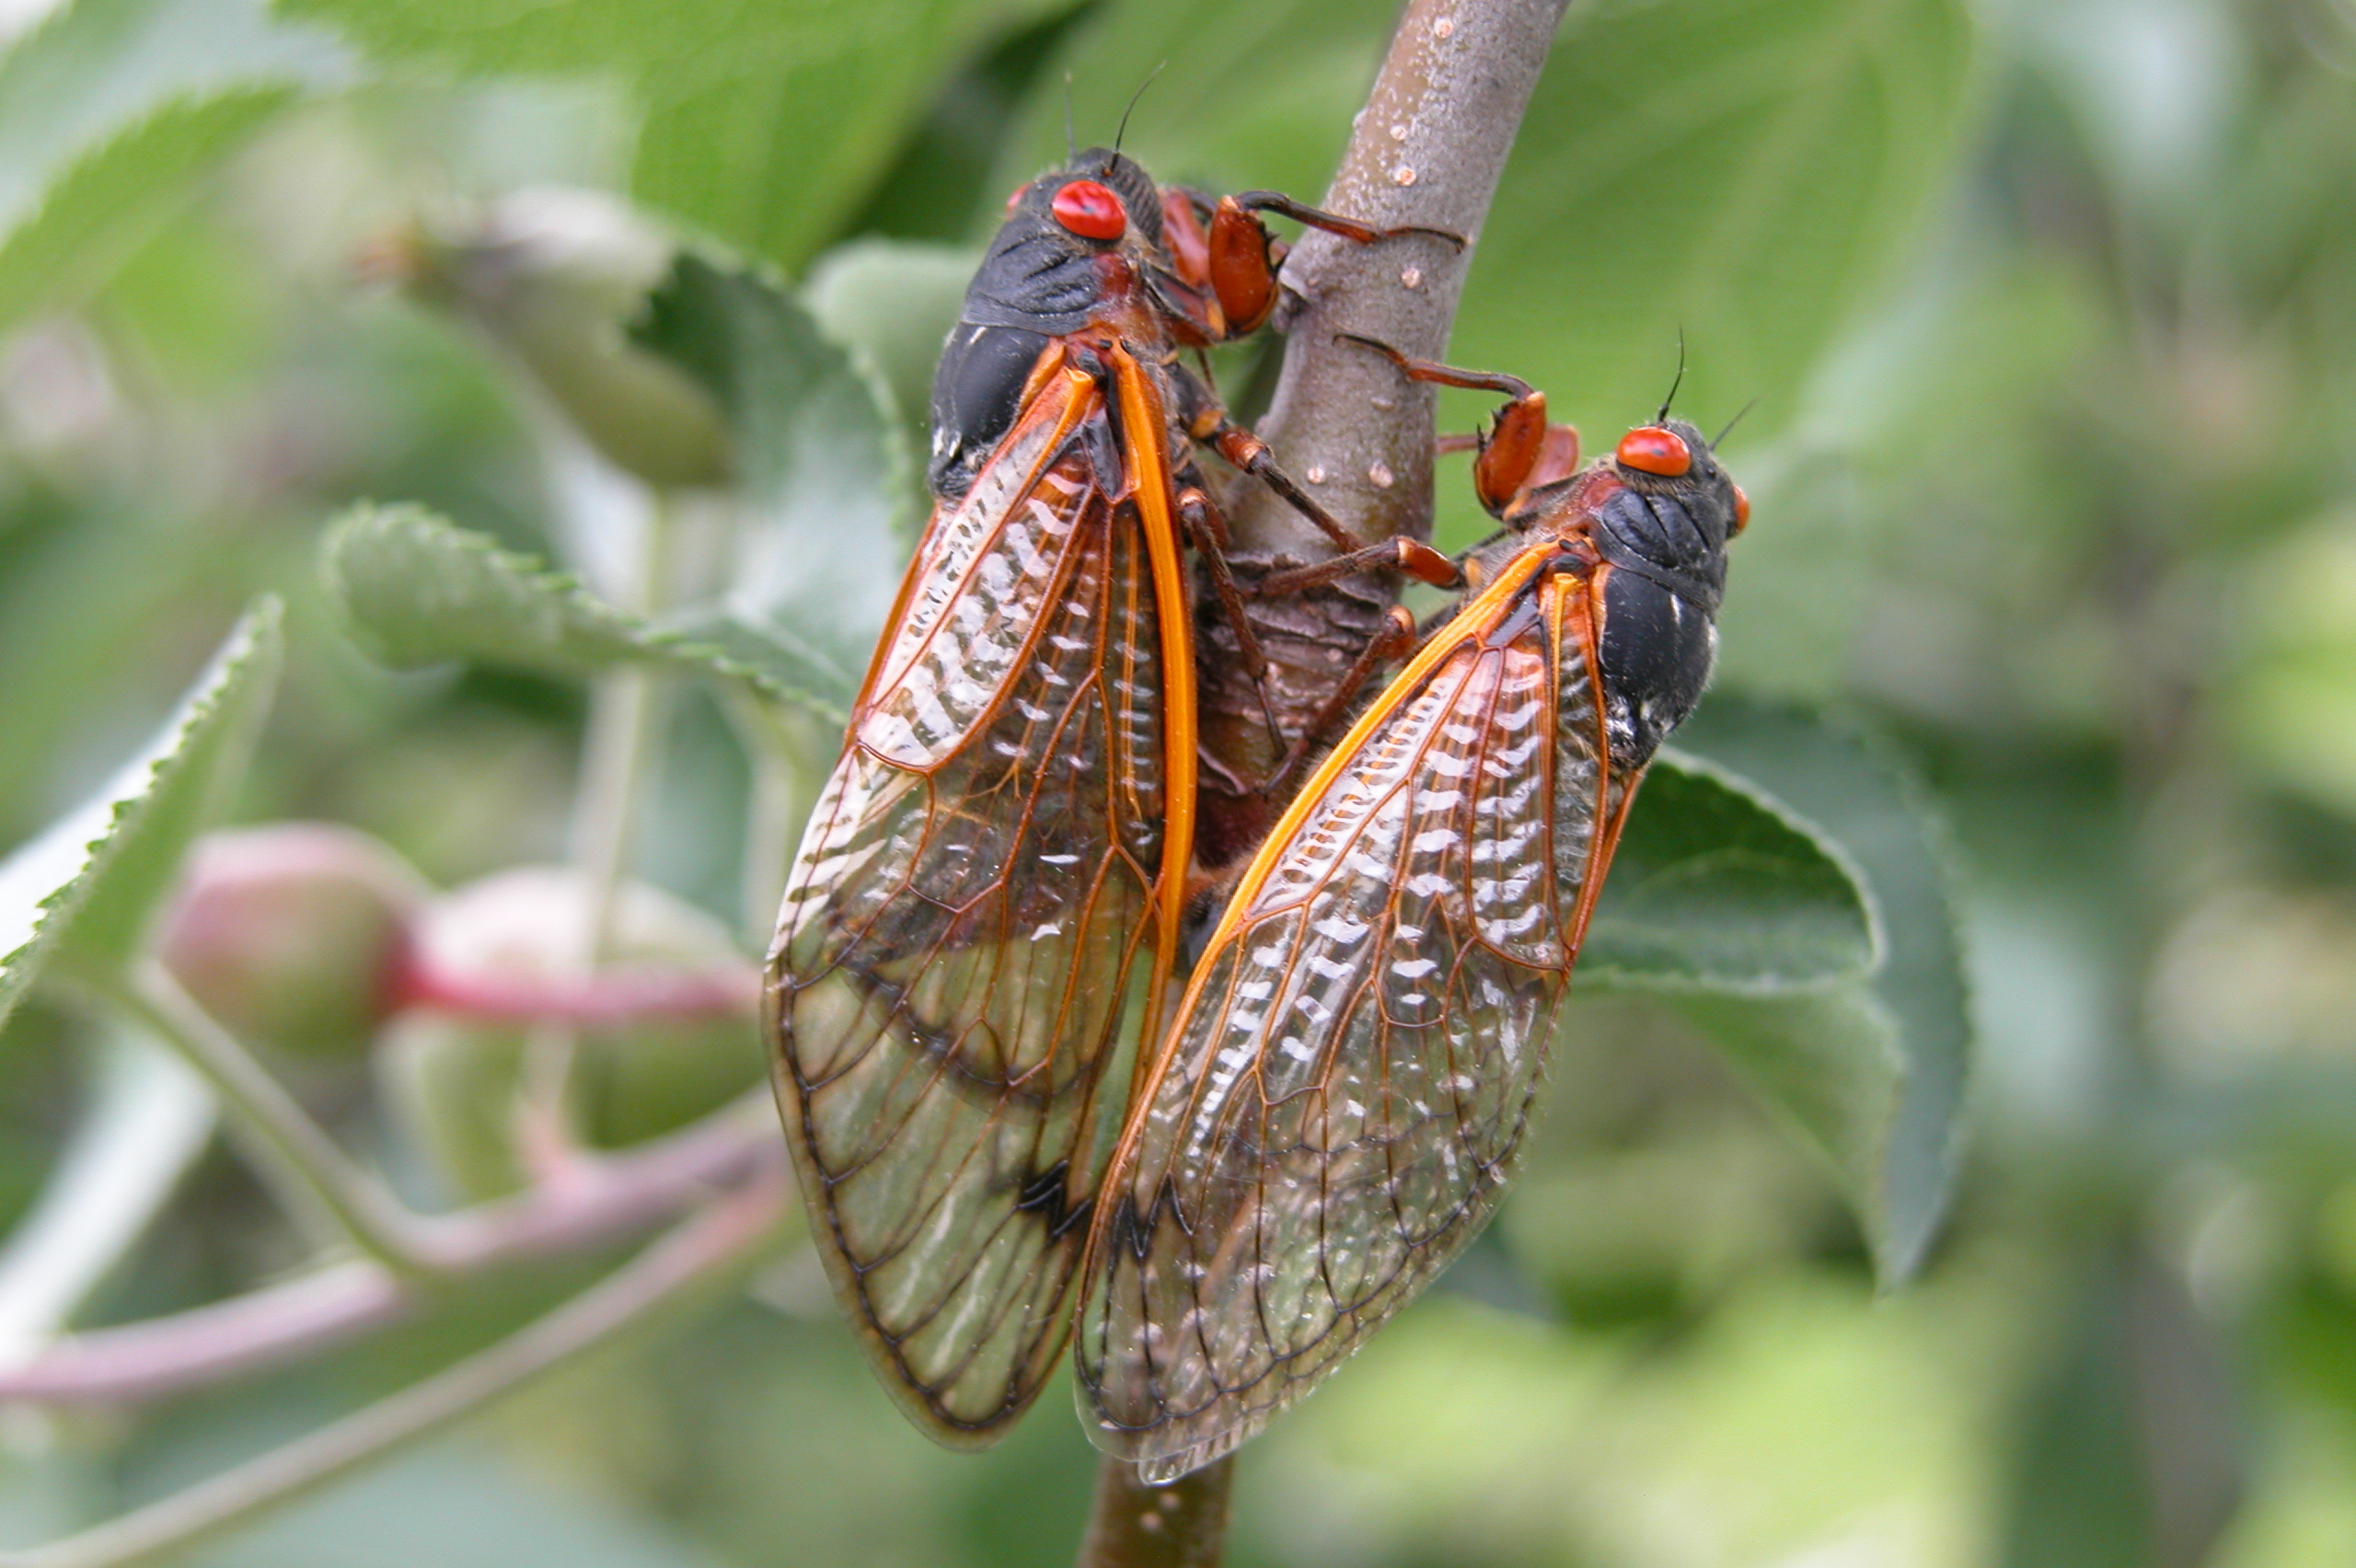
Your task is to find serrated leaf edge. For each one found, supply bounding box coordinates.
[0,596,283,1032]
[323,502,849,724]
[322,502,640,662]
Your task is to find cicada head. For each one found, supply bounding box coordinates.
[1066,148,1167,252]
[1606,416,1745,559]
[1580,416,1749,767]
[928,149,1172,501]
[988,147,1169,261]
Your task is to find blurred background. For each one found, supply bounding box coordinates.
[5,0,2356,1562]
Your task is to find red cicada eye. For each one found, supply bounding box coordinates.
[1731,484,1750,535]
[1615,426,1692,477]
[1003,183,1028,216]
[1050,179,1127,241]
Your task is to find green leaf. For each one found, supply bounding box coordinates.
[323,503,648,674]
[1995,1247,2244,1568]
[633,250,915,677]
[0,0,352,338]
[0,599,283,1037]
[999,0,1397,228]
[1452,0,1978,450]
[0,483,229,824]
[1571,741,1921,1278]
[274,0,1069,273]
[645,609,857,723]
[1673,696,1972,1282]
[321,502,854,721]
[1580,748,1878,989]
[392,190,732,492]
[1663,984,1907,1262]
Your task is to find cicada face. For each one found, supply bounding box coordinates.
[1597,415,1745,591]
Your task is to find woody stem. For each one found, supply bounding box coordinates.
[1226,0,1574,560]
[1077,1458,1234,1568]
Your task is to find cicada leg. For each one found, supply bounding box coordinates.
[1337,334,1582,519]
[1155,188,1463,340]
[1244,536,1463,598]
[1257,604,1420,802]
[1207,193,1463,336]
[1161,356,1388,558]
[1196,414,1369,554]
[1175,483,1287,749]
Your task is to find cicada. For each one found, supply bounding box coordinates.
[765,150,1450,1446]
[1074,347,1750,1482]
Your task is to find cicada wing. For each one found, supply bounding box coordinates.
[769,364,1184,1444]
[1076,566,1636,1482]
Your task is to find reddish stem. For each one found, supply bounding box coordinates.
[0,1102,772,1403]
[386,951,758,1024]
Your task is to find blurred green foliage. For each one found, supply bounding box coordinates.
[3,0,2356,1563]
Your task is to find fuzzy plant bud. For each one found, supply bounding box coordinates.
[365,189,730,490]
[156,824,429,1059]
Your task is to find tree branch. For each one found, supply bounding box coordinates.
[1232,0,1572,559]
[1078,1456,1232,1568]
[1196,0,1571,824]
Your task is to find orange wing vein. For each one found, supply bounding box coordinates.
[768,350,1193,1444]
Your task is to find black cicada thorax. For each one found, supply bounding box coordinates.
[1581,415,1742,768]
[928,145,1308,502]
[929,148,1171,501]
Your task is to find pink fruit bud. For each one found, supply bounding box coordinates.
[157,824,428,1059]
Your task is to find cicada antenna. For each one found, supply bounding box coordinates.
[1712,398,1759,448]
[1063,74,1077,163]
[1111,61,1166,164]
[1657,329,1686,425]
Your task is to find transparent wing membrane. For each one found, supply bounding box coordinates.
[1077,569,1633,1482]
[771,365,1182,1442]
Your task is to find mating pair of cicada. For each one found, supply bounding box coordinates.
[766,149,1747,1483]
